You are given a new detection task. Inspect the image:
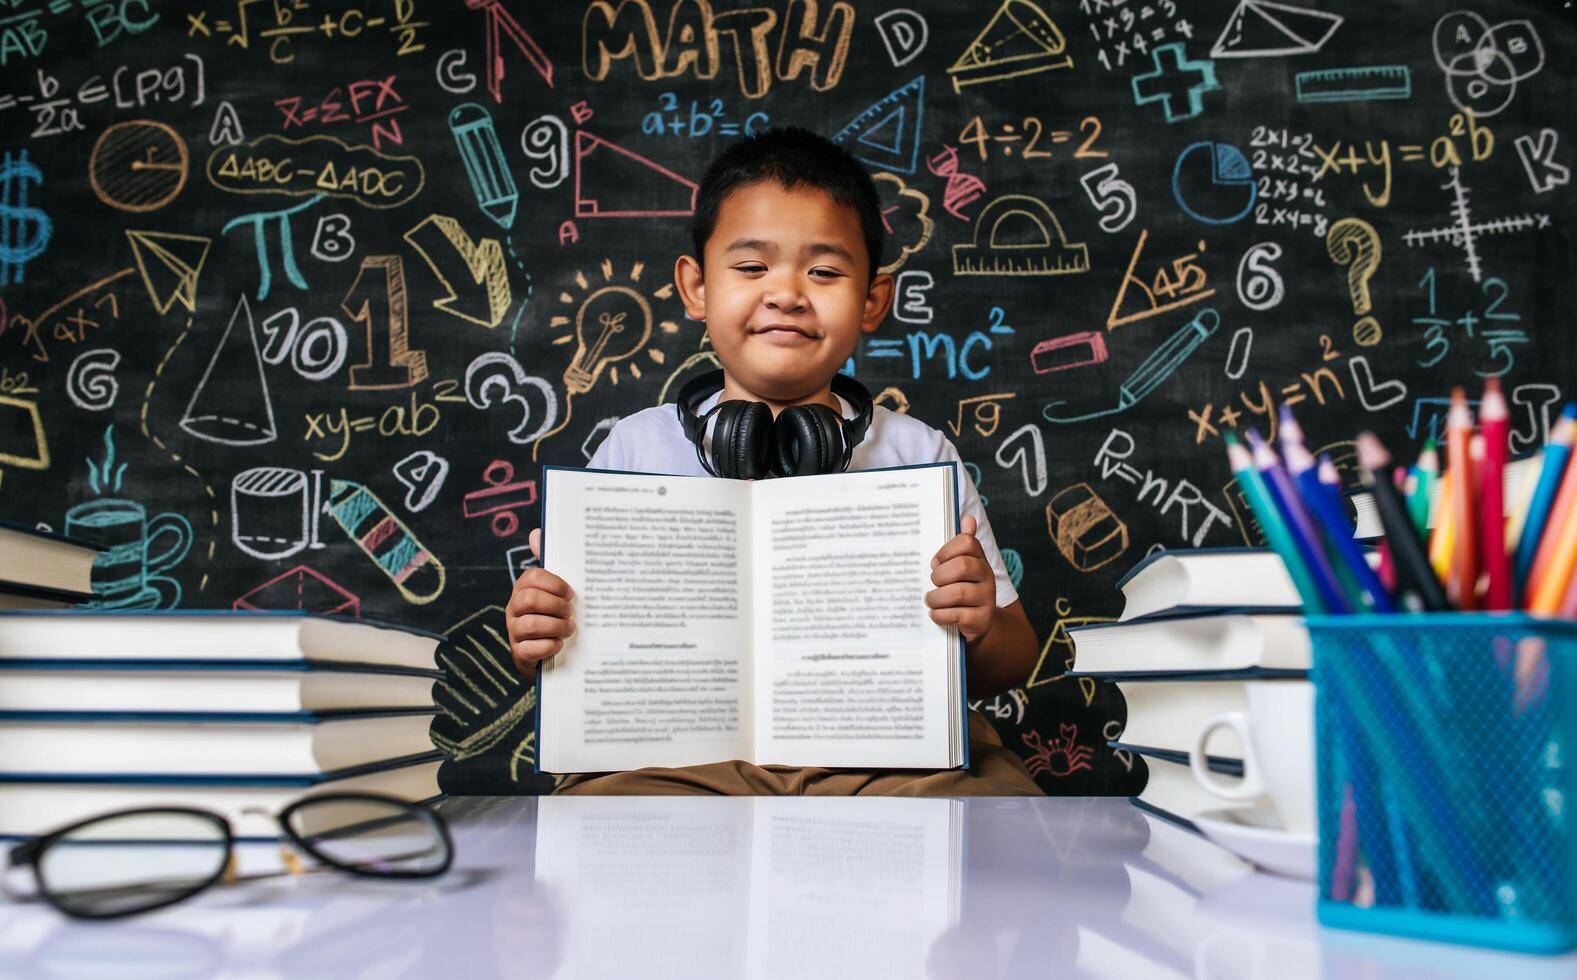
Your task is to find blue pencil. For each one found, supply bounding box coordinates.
[1515,403,1577,604]
[1246,429,1352,614]
[1277,405,1395,613]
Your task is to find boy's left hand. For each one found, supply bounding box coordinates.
[926,515,996,643]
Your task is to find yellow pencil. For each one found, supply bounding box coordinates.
[1429,468,1457,582]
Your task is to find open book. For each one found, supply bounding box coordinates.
[537,462,968,773]
[534,796,963,978]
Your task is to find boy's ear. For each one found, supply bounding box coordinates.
[861,272,896,333]
[674,255,706,321]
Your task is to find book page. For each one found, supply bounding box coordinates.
[743,798,962,979]
[749,464,958,768]
[534,797,752,978]
[540,468,753,772]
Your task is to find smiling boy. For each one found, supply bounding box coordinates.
[509,127,1043,795]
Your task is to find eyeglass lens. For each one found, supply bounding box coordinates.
[285,797,449,877]
[36,811,228,918]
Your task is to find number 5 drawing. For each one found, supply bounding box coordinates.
[1080,163,1137,233]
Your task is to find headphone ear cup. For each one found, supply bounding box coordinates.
[713,400,773,480]
[772,405,844,477]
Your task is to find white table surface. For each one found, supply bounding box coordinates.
[1,795,1573,979]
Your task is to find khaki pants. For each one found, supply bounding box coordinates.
[552,710,1043,796]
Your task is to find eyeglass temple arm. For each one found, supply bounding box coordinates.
[7,840,38,867]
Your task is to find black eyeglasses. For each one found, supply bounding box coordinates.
[2,793,453,920]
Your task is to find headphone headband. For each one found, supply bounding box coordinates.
[675,369,874,478]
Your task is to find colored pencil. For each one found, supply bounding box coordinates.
[1531,508,1577,615]
[1409,438,1439,538]
[1504,446,1543,555]
[1560,559,1577,618]
[1479,381,1510,610]
[1357,432,1451,612]
[1445,389,1478,610]
[1281,411,1395,612]
[1429,468,1456,584]
[1224,432,1325,612]
[1248,427,1350,613]
[1528,455,1577,613]
[1515,403,1577,603]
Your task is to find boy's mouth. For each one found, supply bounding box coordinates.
[751,323,815,338]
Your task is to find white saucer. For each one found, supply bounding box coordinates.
[1194,806,1316,880]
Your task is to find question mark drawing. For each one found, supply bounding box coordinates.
[1326,218,1383,347]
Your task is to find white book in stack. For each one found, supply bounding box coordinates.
[0,610,447,838]
[1068,549,1310,828]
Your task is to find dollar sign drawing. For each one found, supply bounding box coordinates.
[0,149,52,287]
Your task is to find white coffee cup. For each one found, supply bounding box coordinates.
[1189,681,1315,835]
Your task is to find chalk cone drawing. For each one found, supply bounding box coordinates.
[180,295,278,446]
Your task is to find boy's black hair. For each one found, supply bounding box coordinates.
[691,126,885,279]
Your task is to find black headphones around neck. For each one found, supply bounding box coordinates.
[675,369,874,480]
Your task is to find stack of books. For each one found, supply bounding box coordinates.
[1067,548,1312,828]
[0,610,446,838]
[0,519,100,610]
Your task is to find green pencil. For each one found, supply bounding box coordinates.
[1409,439,1439,538]
[1224,431,1324,612]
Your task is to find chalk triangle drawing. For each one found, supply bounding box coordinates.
[1210,0,1343,58]
[831,76,925,175]
[948,0,1072,92]
[573,131,698,218]
[180,295,277,446]
[127,231,211,315]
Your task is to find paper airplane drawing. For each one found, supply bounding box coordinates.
[127,231,211,315]
[1210,0,1343,58]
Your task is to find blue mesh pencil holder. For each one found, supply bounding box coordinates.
[1308,613,1577,954]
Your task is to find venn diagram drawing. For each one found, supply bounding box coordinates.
[1432,9,1545,118]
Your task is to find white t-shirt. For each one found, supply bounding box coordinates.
[586,390,1020,609]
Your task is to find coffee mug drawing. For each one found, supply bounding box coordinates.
[64,497,192,610]
[1189,681,1316,836]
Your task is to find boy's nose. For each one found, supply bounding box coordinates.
[763,282,808,314]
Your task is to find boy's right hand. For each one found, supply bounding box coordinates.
[505,527,576,677]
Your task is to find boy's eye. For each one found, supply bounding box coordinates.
[810,268,844,280]
[734,264,767,275]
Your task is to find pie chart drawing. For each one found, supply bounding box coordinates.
[1171,141,1257,225]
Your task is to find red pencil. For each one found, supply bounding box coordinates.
[1446,388,1478,610]
[1480,379,1511,609]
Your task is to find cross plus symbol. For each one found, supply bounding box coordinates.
[1132,43,1219,123]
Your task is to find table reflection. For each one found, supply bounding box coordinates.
[3,797,1574,980]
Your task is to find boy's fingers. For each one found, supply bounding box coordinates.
[512,613,576,639]
[930,527,986,568]
[529,527,542,560]
[512,567,574,600]
[931,555,989,588]
[961,515,977,536]
[925,579,989,608]
[508,589,574,619]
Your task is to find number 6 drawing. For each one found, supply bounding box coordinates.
[1080,163,1137,233]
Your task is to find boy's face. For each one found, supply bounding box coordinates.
[674,181,894,407]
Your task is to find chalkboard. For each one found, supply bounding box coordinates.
[0,0,1572,796]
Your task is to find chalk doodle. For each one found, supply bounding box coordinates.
[234,564,359,616]
[393,450,449,513]
[449,103,517,228]
[126,231,210,316]
[1043,308,1220,423]
[1514,129,1570,195]
[1046,483,1129,572]
[65,349,121,412]
[953,195,1088,277]
[1402,166,1550,284]
[1210,0,1342,58]
[180,295,278,447]
[230,466,326,561]
[948,0,1071,92]
[831,75,924,175]
[1432,10,1543,119]
[89,120,188,213]
[1131,43,1219,123]
[0,149,51,287]
[873,9,928,67]
[1173,141,1256,225]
